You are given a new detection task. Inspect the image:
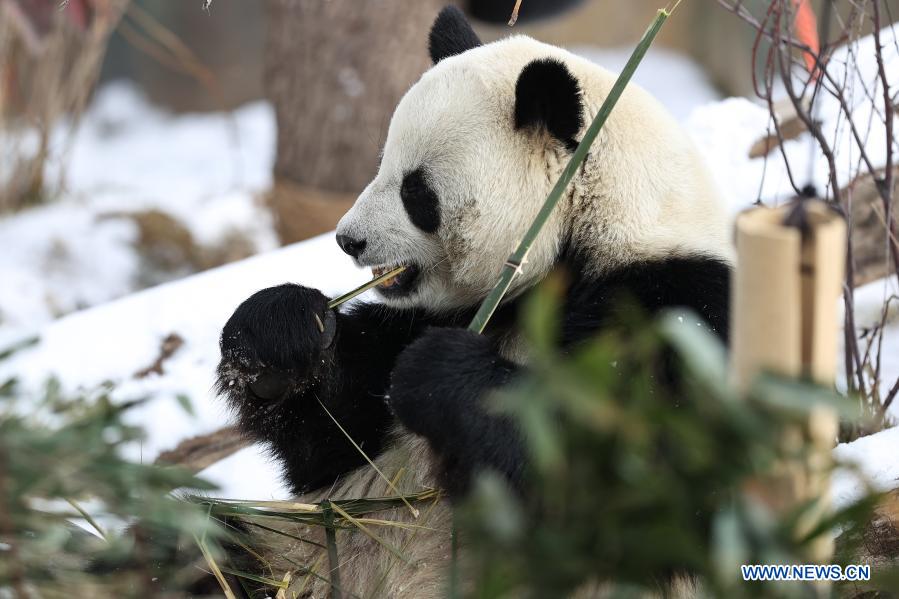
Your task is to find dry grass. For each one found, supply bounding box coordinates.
[0,0,128,212]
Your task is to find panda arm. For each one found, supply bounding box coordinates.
[389,254,731,498]
[389,327,526,499]
[216,285,453,494]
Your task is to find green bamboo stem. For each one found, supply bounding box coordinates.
[467,2,679,334]
[322,501,343,599]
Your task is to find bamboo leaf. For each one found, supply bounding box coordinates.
[316,397,420,518]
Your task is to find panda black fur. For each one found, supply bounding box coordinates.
[216,6,732,597]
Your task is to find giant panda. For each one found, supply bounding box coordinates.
[216,6,732,598]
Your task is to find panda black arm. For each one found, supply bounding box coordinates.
[216,284,455,494]
[389,328,525,498]
[389,254,731,499]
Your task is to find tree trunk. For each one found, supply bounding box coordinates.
[264,0,443,243]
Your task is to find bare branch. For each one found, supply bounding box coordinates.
[717,0,898,434]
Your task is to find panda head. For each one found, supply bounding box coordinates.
[336,6,729,311]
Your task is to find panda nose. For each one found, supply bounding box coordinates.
[336,234,367,258]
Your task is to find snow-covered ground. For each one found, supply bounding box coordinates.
[0,234,366,499]
[0,83,278,347]
[1,32,897,506]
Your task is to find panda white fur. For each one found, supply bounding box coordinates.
[216,6,731,598]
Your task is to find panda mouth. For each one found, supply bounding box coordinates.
[371,264,421,297]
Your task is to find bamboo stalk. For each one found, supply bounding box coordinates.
[467,2,680,334]
[321,501,342,599]
[508,0,524,26]
[328,265,407,310]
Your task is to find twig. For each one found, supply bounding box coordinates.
[467,3,679,334]
[119,3,226,110]
[134,333,184,379]
[871,1,899,288]
[884,376,899,413]
[717,0,898,434]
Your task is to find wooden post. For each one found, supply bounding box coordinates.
[731,200,846,563]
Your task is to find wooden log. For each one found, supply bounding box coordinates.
[748,98,809,159]
[154,426,249,473]
[843,167,899,287]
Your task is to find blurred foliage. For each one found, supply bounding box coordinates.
[459,280,892,598]
[0,372,226,598]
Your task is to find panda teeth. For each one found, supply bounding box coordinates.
[372,265,403,288]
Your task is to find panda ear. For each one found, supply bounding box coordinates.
[429,6,482,64]
[514,58,584,151]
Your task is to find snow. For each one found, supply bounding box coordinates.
[0,205,139,343]
[583,29,898,216]
[575,46,722,122]
[0,234,367,499]
[689,25,899,211]
[837,275,899,411]
[203,446,293,500]
[832,425,899,508]
[828,275,899,510]
[0,82,278,346]
[688,98,778,212]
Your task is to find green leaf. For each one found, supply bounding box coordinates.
[711,505,748,583]
[659,309,731,398]
[750,374,858,420]
[175,393,196,417]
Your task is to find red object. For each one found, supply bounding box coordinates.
[15,0,92,36]
[791,0,820,77]
[64,0,92,31]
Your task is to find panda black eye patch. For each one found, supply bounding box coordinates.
[400,169,441,234]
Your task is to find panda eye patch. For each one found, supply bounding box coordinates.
[400,169,441,234]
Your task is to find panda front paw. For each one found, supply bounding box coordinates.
[390,327,525,497]
[217,284,337,404]
[388,327,511,446]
